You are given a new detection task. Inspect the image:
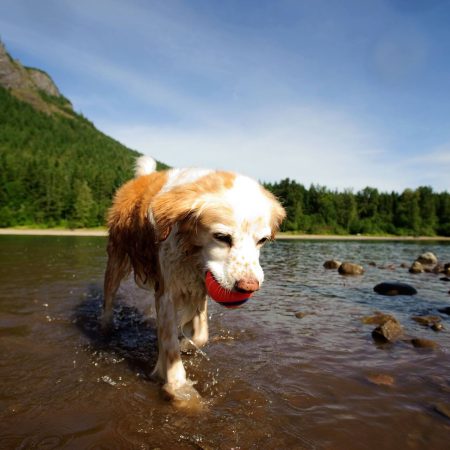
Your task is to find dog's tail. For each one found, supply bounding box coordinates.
[135,155,157,177]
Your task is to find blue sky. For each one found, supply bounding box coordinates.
[1,0,450,191]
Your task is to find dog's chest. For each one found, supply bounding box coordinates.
[159,238,205,300]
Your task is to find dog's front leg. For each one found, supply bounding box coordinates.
[154,291,200,403]
[191,297,209,348]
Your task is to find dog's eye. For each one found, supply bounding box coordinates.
[213,233,233,246]
[257,237,269,246]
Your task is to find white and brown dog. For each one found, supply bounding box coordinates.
[103,156,285,401]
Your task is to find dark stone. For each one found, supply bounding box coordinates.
[323,260,341,269]
[372,319,403,343]
[374,282,417,296]
[438,307,450,315]
[338,262,364,275]
[445,263,450,276]
[440,277,450,282]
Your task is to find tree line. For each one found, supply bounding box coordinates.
[265,179,450,236]
[1,84,449,235]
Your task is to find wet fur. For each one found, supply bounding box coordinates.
[103,161,285,402]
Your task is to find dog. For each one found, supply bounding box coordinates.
[103,156,285,402]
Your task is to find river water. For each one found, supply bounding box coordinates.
[0,235,449,449]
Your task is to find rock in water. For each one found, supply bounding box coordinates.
[374,282,417,296]
[411,315,441,327]
[362,312,398,325]
[372,319,403,343]
[366,373,395,386]
[444,263,450,276]
[323,260,341,269]
[409,261,424,274]
[431,323,444,332]
[416,252,438,265]
[434,403,450,420]
[438,306,450,315]
[338,262,364,275]
[411,338,439,349]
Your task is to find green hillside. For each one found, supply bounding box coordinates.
[0,85,166,228]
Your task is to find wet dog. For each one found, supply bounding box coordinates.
[103,156,285,402]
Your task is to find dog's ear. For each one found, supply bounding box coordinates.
[149,172,236,242]
[263,190,286,239]
[149,187,201,242]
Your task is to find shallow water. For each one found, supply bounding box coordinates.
[0,236,449,449]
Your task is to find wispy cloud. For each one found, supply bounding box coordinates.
[98,105,431,192]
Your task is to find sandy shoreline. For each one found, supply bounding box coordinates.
[0,228,108,237]
[1,228,449,241]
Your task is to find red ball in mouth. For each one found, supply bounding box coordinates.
[205,271,252,308]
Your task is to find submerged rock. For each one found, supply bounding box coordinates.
[294,311,308,319]
[409,261,424,274]
[411,338,439,349]
[417,252,438,265]
[372,319,403,343]
[323,260,341,269]
[440,277,450,282]
[411,315,441,327]
[434,403,450,420]
[378,264,396,270]
[366,373,395,386]
[374,282,417,296]
[338,262,364,275]
[444,263,450,276]
[431,323,444,332]
[438,306,450,315]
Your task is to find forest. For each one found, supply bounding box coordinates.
[265,179,450,236]
[1,84,449,235]
[0,85,167,228]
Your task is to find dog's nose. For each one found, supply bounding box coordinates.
[235,277,260,293]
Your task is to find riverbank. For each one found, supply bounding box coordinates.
[1,228,450,241]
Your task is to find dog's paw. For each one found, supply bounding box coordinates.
[161,380,203,409]
[100,311,114,334]
[179,337,196,353]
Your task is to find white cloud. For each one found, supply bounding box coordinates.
[97,105,434,192]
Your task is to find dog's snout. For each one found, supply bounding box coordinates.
[235,277,260,293]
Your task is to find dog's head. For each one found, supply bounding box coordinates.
[150,172,285,293]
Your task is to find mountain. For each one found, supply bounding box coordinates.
[0,41,167,228]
